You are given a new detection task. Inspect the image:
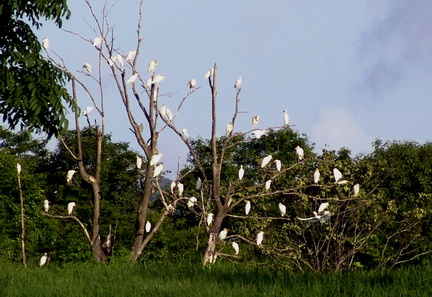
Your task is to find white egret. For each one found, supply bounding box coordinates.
[333,168,348,184]
[274,160,282,172]
[93,37,103,48]
[261,155,273,168]
[146,78,153,88]
[353,183,360,197]
[204,68,214,78]
[160,104,167,118]
[83,106,94,116]
[83,63,92,74]
[136,156,142,170]
[195,178,202,190]
[238,165,245,180]
[234,76,243,89]
[150,153,163,166]
[66,170,76,183]
[232,242,240,255]
[153,164,163,178]
[313,168,320,185]
[164,105,173,122]
[265,180,272,191]
[127,73,138,84]
[152,74,165,84]
[145,221,151,233]
[109,55,117,67]
[295,146,304,161]
[117,54,124,66]
[245,200,251,215]
[126,50,136,62]
[138,124,144,134]
[147,60,158,72]
[39,253,48,267]
[318,202,329,213]
[256,231,264,246]
[181,128,189,140]
[42,37,49,50]
[283,109,289,126]
[43,200,50,213]
[187,196,197,208]
[218,228,228,241]
[17,163,21,174]
[177,182,184,197]
[67,202,76,215]
[251,129,268,139]
[251,115,259,127]
[278,203,287,216]
[170,181,176,194]
[206,213,214,226]
[188,79,196,90]
[298,210,331,223]
[226,122,234,135]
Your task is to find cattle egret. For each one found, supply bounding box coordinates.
[219,228,228,241]
[278,203,287,216]
[318,202,329,213]
[181,128,189,140]
[66,170,76,183]
[136,156,142,169]
[117,54,124,66]
[232,242,240,255]
[83,106,94,116]
[68,202,76,215]
[44,200,50,212]
[153,164,163,177]
[245,200,251,215]
[188,79,196,90]
[353,183,360,197]
[251,129,267,139]
[127,73,138,84]
[126,50,136,62]
[251,115,259,127]
[152,74,165,84]
[256,231,264,246]
[261,155,273,168]
[187,196,197,208]
[333,168,348,184]
[274,159,282,172]
[17,163,21,174]
[109,55,117,67]
[226,122,234,135]
[150,153,163,166]
[204,68,214,78]
[313,168,320,185]
[162,105,173,122]
[145,221,151,233]
[146,78,153,88]
[170,181,176,194]
[238,165,245,180]
[295,146,304,161]
[83,63,92,74]
[138,124,144,134]
[42,37,49,50]
[265,180,272,191]
[148,60,158,72]
[93,37,103,48]
[206,213,214,226]
[234,76,243,89]
[177,182,184,197]
[298,210,331,223]
[39,253,48,267]
[195,178,202,190]
[283,109,289,126]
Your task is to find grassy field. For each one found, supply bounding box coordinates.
[0,260,431,297]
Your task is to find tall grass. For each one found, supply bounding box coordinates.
[0,260,431,296]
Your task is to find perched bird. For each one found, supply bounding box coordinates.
[204,68,214,78]
[256,231,264,246]
[109,55,117,67]
[333,168,348,184]
[295,146,304,161]
[136,156,142,170]
[152,74,165,84]
[318,202,329,213]
[251,129,268,139]
[234,76,243,89]
[83,63,92,74]
[93,37,103,48]
[17,163,22,174]
[261,155,273,168]
[238,165,245,180]
[313,168,320,185]
[150,153,163,166]
[145,221,151,233]
[274,160,282,172]
[39,253,49,267]
[265,180,272,191]
[147,60,158,72]
[195,178,202,190]
[177,182,184,197]
[283,109,289,126]
[181,128,189,140]
[116,54,124,66]
[245,200,251,215]
[226,122,234,135]
[170,181,176,194]
[298,210,331,223]
[42,37,49,50]
[188,79,196,90]
[206,213,214,226]
[278,203,287,216]
[164,105,173,122]
[83,106,94,116]
[251,115,259,127]
[127,73,138,84]
[67,202,76,215]
[43,200,50,213]
[66,170,76,183]
[218,228,228,241]
[126,50,136,62]
[232,242,240,255]
[187,196,197,208]
[353,183,360,197]
[153,164,163,177]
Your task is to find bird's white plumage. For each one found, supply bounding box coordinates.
[126,50,136,62]
[318,202,329,213]
[44,200,50,212]
[295,146,304,161]
[170,181,176,194]
[153,164,163,177]
[204,68,214,78]
[39,253,48,267]
[17,163,21,174]
[163,105,172,122]
[283,109,289,126]
[226,122,233,135]
[251,129,268,139]
[177,182,184,197]
[187,196,197,208]
[238,165,245,180]
[148,60,158,72]
[83,63,92,74]
[274,160,282,172]
[353,183,360,197]
[116,54,124,66]
[265,180,271,191]
[252,115,259,127]
[152,74,165,84]
[145,221,151,233]
[261,155,273,168]
[181,128,189,139]
[232,242,240,255]
[136,156,142,169]
[83,106,94,116]
[278,203,286,216]
[234,76,243,88]
[93,37,103,48]
[150,153,163,166]
[188,79,196,90]
[195,178,202,190]
[245,200,251,215]
[42,37,49,50]
[313,168,320,184]
[206,213,214,226]
[298,210,331,223]
[256,231,264,246]
[218,228,228,241]
[333,168,343,183]
[66,170,76,183]
[68,202,76,215]
[127,73,138,84]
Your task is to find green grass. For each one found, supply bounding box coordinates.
[0,260,431,296]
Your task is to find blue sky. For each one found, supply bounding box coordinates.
[35,0,432,172]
